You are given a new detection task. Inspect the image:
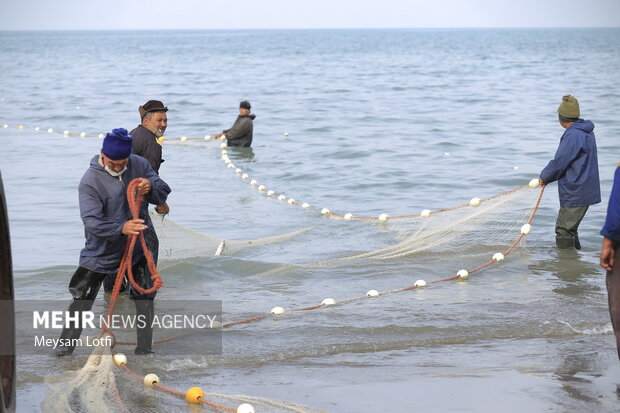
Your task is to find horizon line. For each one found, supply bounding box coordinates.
[1,26,619,33]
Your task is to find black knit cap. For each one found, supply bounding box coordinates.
[239,100,251,110]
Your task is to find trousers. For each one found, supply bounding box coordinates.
[555,206,589,249]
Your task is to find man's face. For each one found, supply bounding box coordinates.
[101,153,129,172]
[143,112,168,137]
[239,108,250,116]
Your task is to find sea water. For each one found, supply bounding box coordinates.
[1,28,620,412]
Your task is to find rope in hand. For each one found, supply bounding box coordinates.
[101,178,164,340]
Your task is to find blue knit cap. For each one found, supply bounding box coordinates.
[102,128,133,160]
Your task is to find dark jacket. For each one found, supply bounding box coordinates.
[224,114,255,147]
[540,119,601,207]
[601,165,620,241]
[131,125,164,172]
[78,154,171,273]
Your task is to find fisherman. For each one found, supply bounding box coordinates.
[600,163,620,388]
[101,101,171,293]
[539,95,600,249]
[54,128,171,356]
[213,100,256,147]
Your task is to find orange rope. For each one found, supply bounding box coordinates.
[102,178,164,338]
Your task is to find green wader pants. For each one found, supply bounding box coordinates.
[555,206,589,249]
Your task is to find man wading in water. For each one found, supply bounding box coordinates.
[539,95,600,249]
[55,128,171,356]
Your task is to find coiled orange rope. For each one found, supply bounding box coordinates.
[102,178,164,339]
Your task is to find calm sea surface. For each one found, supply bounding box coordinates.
[1,28,620,412]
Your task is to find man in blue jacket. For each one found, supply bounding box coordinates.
[540,95,600,249]
[54,128,171,356]
[601,165,620,377]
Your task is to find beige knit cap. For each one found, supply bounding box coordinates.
[557,95,580,119]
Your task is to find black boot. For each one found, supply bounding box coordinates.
[54,299,93,357]
[134,299,154,355]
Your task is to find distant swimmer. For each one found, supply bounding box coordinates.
[600,163,620,390]
[213,100,256,147]
[54,128,171,356]
[539,95,600,249]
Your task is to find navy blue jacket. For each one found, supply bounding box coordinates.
[540,119,601,207]
[601,166,620,241]
[78,154,171,273]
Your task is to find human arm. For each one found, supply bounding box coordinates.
[539,130,583,185]
[221,117,251,141]
[600,167,620,269]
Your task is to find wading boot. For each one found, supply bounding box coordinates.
[134,299,155,355]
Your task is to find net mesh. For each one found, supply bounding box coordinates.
[42,185,542,412]
[42,339,326,413]
[151,211,313,270]
[315,186,537,267]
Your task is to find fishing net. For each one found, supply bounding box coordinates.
[150,211,313,270]
[42,338,326,413]
[261,185,544,278]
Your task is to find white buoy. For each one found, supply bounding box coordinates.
[322,298,336,306]
[98,134,104,138]
[378,213,389,222]
[237,403,255,413]
[278,195,286,201]
[221,150,228,155]
[366,289,379,297]
[235,168,242,174]
[521,224,532,235]
[143,373,160,386]
[529,178,540,188]
[421,209,431,218]
[302,203,310,208]
[287,198,295,205]
[2,124,8,129]
[444,152,450,156]
[34,127,40,131]
[344,213,353,220]
[241,174,249,180]
[469,197,481,207]
[75,106,80,110]
[513,166,519,170]
[284,132,289,136]
[250,179,258,186]
[112,353,127,366]
[457,269,469,279]
[220,142,227,149]
[80,132,86,138]
[271,306,285,315]
[321,208,330,215]
[63,130,69,135]
[227,163,235,168]
[267,190,275,197]
[204,135,211,140]
[492,252,505,262]
[47,128,53,133]
[210,320,223,328]
[414,279,427,287]
[258,185,266,192]
[180,136,188,142]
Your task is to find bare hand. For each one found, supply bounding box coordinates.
[601,237,616,271]
[539,178,544,186]
[214,132,224,140]
[122,219,147,235]
[155,202,170,215]
[136,178,152,195]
